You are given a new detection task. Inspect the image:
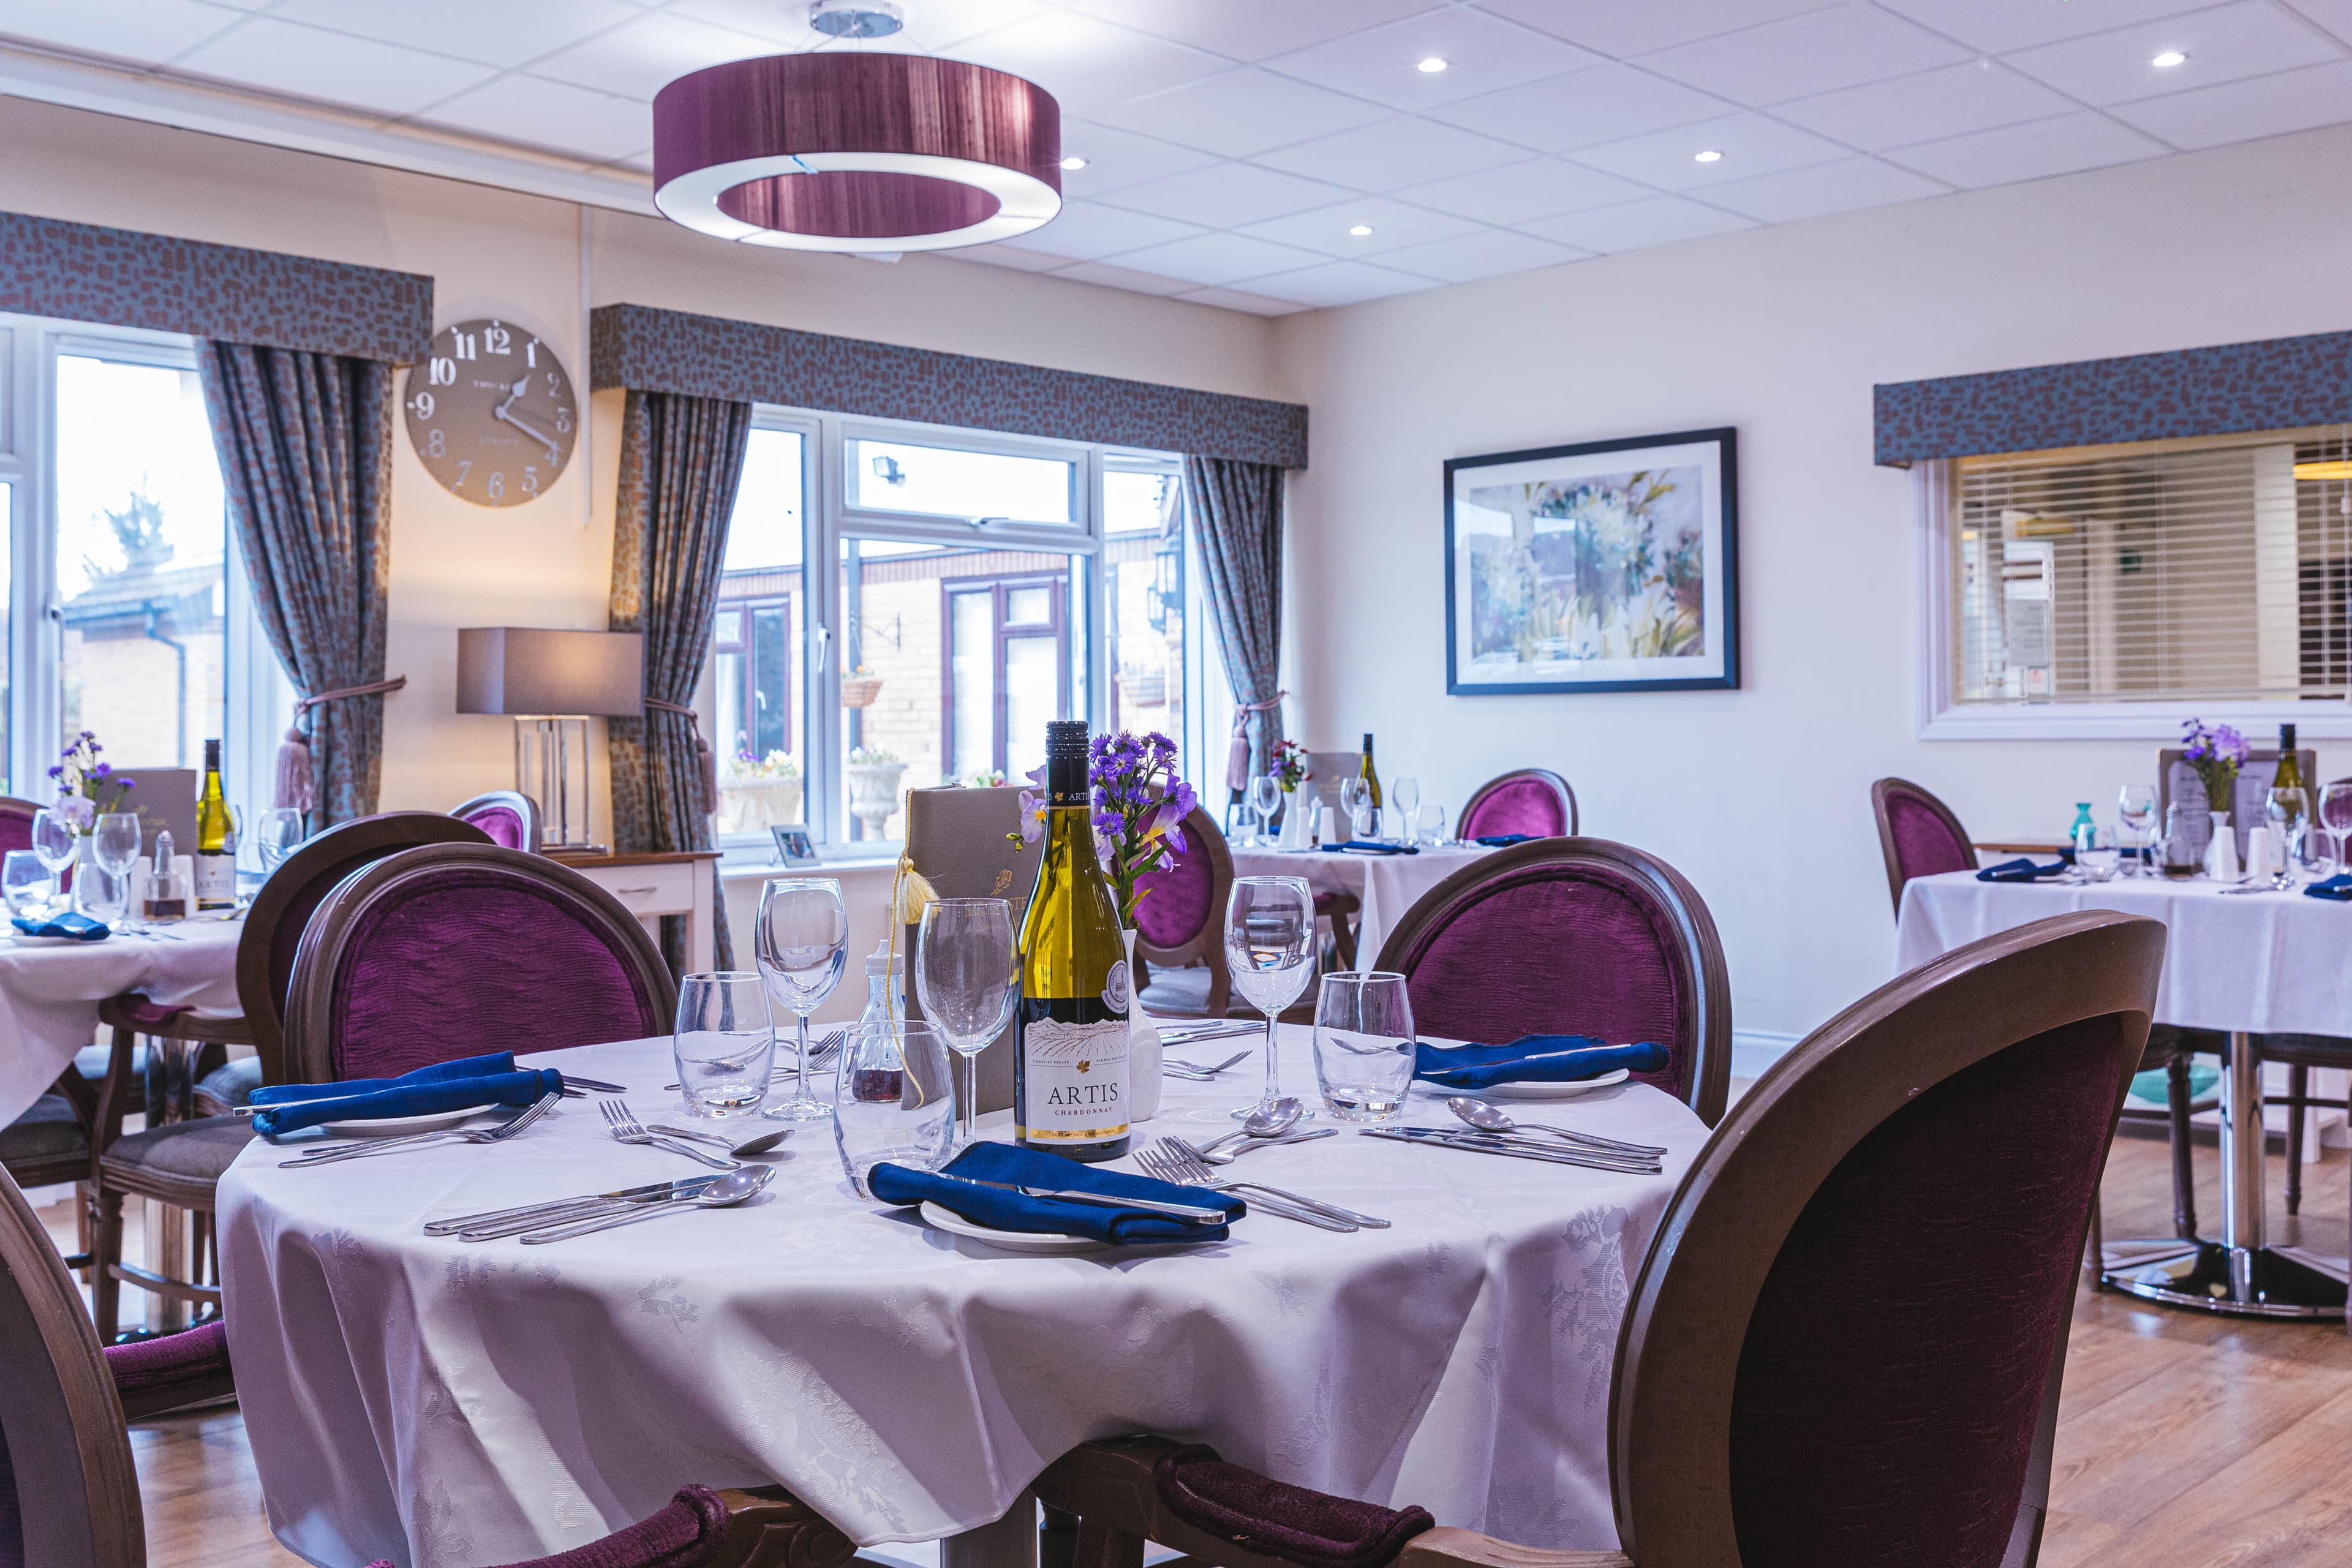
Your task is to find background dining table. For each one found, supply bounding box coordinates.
[1898,869,2350,1317]
[216,1025,1707,1568]
[1227,843,1494,969]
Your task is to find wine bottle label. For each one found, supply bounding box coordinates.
[1019,1016,1129,1145]
[194,852,236,908]
[1102,960,1131,1013]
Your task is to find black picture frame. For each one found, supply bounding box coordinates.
[1444,426,1739,695]
[771,826,820,867]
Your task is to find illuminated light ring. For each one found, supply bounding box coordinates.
[654,53,1062,254]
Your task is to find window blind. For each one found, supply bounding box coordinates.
[1950,426,2352,706]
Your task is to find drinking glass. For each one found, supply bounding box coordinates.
[1419,804,1447,845]
[832,1021,956,1197]
[2,852,53,919]
[2117,785,2158,877]
[674,971,775,1118]
[1247,775,1280,846]
[1313,971,1416,1122]
[2073,827,2120,883]
[91,812,142,925]
[257,808,307,872]
[1390,777,1420,843]
[1225,875,1317,1120]
[1338,778,1370,841]
[2320,781,2352,876]
[755,877,849,1121]
[31,810,75,909]
[915,897,1019,1147]
[77,865,129,925]
[2160,803,2201,876]
[2266,786,2316,883]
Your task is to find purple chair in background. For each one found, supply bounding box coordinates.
[1373,837,1731,1126]
[0,1163,848,1568]
[452,790,542,852]
[283,843,676,1085]
[1870,775,1978,912]
[1035,910,2165,1568]
[1132,807,1235,1020]
[1457,769,1577,840]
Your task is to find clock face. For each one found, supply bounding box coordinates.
[402,318,576,508]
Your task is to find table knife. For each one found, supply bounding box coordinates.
[424,1174,726,1235]
[935,1174,1229,1224]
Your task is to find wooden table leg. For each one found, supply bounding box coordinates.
[941,1491,1038,1568]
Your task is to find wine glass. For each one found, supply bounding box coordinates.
[1390,776,1420,843]
[31,809,75,911]
[1338,778,1369,842]
[1246,774,1280,847]
[2320,781,2352,877]
[755,877,849,1121]
[2266,786,2316,884]
[915,897,1019,1148]
[92,813,144,929]
[257,808,307,872]
[1224,875,1317,1121]
[2117,785,2158,878]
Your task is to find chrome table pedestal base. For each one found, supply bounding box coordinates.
[2105,1241,2346,1319]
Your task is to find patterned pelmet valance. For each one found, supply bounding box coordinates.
[591,301,1309,468]
[0,209,433,362]
[1874,330,2352,466]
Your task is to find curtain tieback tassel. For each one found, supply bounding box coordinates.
[279,676,408,813]
[1226,690,1287,793]
[646,699,718,817]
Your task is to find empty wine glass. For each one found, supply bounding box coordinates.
[1225,875,1317,1121]
[916,897,1019,1148]
[30,809,75,911]
[2266,786,2316,884]
[755,877,849,1122]
[1246,774,1280,846]
[2320,781,2352,877]
[257,808,307,872]
[2117,785,2158,877]
[91,813,144,928]
[1338,778,1370,842]
[1390,776,1420,843]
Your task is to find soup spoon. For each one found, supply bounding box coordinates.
[1445,1097,1668,1159]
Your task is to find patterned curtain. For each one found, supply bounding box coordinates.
[198,342,396,827]
[1185,455,1287,784]
[608,389,750,973]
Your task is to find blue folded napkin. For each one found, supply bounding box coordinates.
[2306,875,2352,901]
[1317,840,1419,856]
[12,912,109,940]
[1414,1035,1668,1091]
[250,1061,563,1137]
[868,1142,1244,1245]
[247,1051,518,1106]
[1976,858,2070,883]
[1471,834,1536,847]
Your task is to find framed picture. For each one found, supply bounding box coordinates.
[1445,427,1738,695]
[770,826,820,867]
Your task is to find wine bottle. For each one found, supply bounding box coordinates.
[2276,723,2304,794]
[194,737,235,910]
[1358,732,1382,813]
[1014,719,1130,1163]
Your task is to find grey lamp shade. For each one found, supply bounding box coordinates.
[456,628,644,717]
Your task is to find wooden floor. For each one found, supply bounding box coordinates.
[36,1126,2352,1568]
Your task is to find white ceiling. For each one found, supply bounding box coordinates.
[2,0,2349,315]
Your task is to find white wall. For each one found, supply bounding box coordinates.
[1272,122,2352,1044]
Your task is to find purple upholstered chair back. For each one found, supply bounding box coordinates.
[451,790,540,853]
[1607,911,2163,1568]
[0,797,37,861]
[1133,807,1226,952]
[284,843,677,1085]
[1871,777,1976,916]
[1373,837,1730,1125]
[1458,769,1577,840]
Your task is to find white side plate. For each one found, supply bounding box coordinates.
[1482,1067,1632,1101]
[918,1200,1110,1254]
[318,1104,499,1138]
[8,932,107,946]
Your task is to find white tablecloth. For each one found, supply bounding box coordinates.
[1896,872,2352,1035]
[0,918,245,1125]
[218,1027,1706,1568]
[1229,845,1494,969]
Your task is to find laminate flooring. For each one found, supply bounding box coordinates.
[34,1124,2352,1568]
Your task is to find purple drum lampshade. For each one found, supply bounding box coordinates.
[654,51,1062,252]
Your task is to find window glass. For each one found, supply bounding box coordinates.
[1104,467,1186,774]
[848,438,1076,525]
[54,354,225,768]
[0,479,10,790]
[714,428,807,838]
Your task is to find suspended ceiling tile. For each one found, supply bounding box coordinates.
[1265,7,1601,110]
[1052,0,1438,63]
[1009,201,1209,262]
[1392,156,1651,224]
[1523,194,1756,253]
[527,9,774,100]
[1107,230,1333,286]
[1567,111,1847,190]
[1470,0,1842,58]
[1165,284,1312,316]
[271,0,639,69]
[1772,59,2076,151]
[1427,63,1730,153]
[1234,196,1485,257]
[1253,115,1529,191]
[1700,154,1951,222]
[1883,108,2169,187]
[1088,67,1390,157]
[2001,1,2344,107]
[1095,160,1353,227]
[0,0,247,64]
[1054,120,1223,197]
[2108,55,2352,148]
[1875,0,2231,55]
[1634,2,1972,106]
[1369,226,1592,281]
[1242,258,1442,306]
[421,73,652,161]
[175,15,499,115]
[948,8,1227,117]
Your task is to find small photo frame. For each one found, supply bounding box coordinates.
[770,826,820,867]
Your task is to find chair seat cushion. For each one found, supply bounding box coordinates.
[197,1054,265,1109]
[105,1319,232,1395]
[99,1116,255,1187]
[1137,966,1235,1021]
[1,1093,89,1164]
[1153,1444,1433,1568]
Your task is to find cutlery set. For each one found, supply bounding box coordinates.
[429,1168,771,1242]
[1360,1125,1665,1174]
[276,1091,562,1167]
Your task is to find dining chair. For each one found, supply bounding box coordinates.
[0,1162,846,1568]
[1456,769,1577,840]
[77,813,497,1339]
[902,785,1036,1117]
[451,789,543,853]
[1034,909,2165,1568]
[2258,774,2352,1221]
[1131,805,1234,1020]
[1869,776,2212,1256]
[282,842,676,1085]
[1372,837,1732,1127]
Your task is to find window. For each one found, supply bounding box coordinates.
[1919,426,2352,738]
[706,413,1190,853]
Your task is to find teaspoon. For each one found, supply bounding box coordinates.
[519,1165,772,1243]
[1446,1097,1668,1159]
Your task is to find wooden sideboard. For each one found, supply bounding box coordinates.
[548,849,720,974]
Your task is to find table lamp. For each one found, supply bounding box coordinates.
[456,628,643,851]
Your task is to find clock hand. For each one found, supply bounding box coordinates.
[494,404,562,464]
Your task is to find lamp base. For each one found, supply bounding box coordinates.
[514,716,595,850]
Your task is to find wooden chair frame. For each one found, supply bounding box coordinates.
[1134,805,1234,1020]
[1870,775,1976,916]
[284,842,677,1086]
[1373,837,1732,1128]
[1039,911,2165,1568]
[1459,769,1578,840]
[451,789,544,853]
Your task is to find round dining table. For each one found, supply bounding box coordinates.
[216,1025,1708,1568]
[1227,843,1494,968]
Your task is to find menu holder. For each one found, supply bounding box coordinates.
[900,785,1032,1117]
[2157,746,2315,864]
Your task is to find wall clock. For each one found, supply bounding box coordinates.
[402,318,576,507]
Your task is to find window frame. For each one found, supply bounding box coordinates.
[939,570,1071,780]
[1914,453,2352,741]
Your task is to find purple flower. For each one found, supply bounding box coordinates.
[115,778,134,791]
[45,765,60,780]
[54,795,92,831]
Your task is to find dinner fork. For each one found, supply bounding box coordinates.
[1143,1139,1385,1230]
[1163,1050,1251,1080]
[661,1026,845,1091]
[277,1092,560,1167]
[600,1099,740,1169]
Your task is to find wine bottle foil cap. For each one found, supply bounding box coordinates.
[1045,720,1090,760]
